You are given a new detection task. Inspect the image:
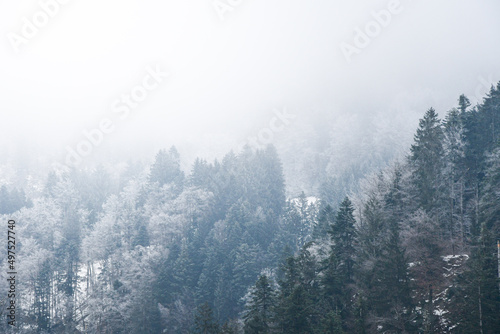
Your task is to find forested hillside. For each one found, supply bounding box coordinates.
[1,84,500,333]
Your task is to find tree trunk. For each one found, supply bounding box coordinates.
[460,180,465,250]
[478,285,484,334]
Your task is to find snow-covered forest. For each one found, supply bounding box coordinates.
[2,1,500,333]
[1,86,500,333]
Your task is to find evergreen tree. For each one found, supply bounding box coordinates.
[155,242,181,305]
[190,158,211,189]
[220,320,239,334]
[458,94,471,115]
[231,243,262,313]
[313,203,334,241]
[34,259,52,333]
[194,303,220,334]
[256,145,286,216]
[280,285,313,334]
[480,147,500,237]
[149,146,185,189]
[410,108,444,213]
[44,170,59,198]
[0,185,31,214]
[451,223,500,333]
[443,105,469,251]
[196,242,222,306]
[375,221,414,332]
[320,252,344,321]
[320,310,345,334]
[330,197,357,282]
[243,275,276,334]
[478,83,500,154]
[281,194,314,250]
[403,210,443,332]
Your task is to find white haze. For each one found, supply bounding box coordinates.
[1,0,500,171]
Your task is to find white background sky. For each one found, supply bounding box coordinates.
[1,0,500,166]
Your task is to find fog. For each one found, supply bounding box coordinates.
[1,0,500,172]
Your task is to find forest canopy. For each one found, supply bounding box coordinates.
[1,84,500,333]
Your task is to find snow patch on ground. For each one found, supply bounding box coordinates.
[442,254,469,262]
[408,261,420,268]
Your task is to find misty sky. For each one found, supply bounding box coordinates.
[1,0,500,167]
